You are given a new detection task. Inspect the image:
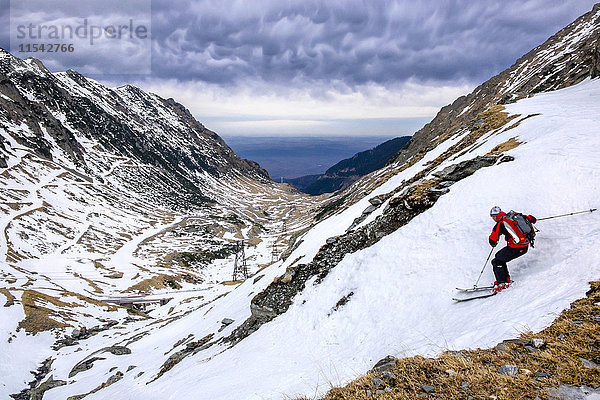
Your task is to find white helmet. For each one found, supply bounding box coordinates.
[490,206,502,218]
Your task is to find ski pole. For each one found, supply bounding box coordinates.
[474,247,494,288]
[537,208,597,221]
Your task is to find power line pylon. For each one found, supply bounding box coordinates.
[232,240,248,281]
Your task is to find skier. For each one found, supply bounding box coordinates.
[488,206,537,293]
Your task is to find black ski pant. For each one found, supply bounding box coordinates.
[491,246,528,284]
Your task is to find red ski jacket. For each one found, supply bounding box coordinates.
[489,211,537,248]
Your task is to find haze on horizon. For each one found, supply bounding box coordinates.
[1,0,597,137]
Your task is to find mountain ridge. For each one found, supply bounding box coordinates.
[0,48,272,208]
[285,136,411,195]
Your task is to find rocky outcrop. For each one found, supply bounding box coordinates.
[151,333,214,382]
[68,346,132,378]
[432,156,498,182]
[9,358,57,400]
[592,44,600,78]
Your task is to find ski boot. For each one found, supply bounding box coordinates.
[492,278,511,294]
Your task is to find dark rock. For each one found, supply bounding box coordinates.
[362,205,378,215]
[461,381,471,389]
[525,345,538,352]
[106,346,131,355]
[106,371,123,385]
[326,237,337,244]
[218,318,235,332]
[495,343,508,353]
[535,372,551,378]
[572,320,584,326]
[498,365,518,376]
[498,155,515,164]
[372,377,385,388]
[421,384,435,393]
[372,355,397,373]
[9,358,54,400]
[69,357,106,378]
[382,371,396,380]
[432,156,498,182]
[591,44,600,79]
[558,333,566,341]
[368,197,384,206]
[28,375,66,400]
[330,292,354,314]
[151,333,215,382]
[68,346,131,378]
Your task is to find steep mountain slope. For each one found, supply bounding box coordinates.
[0,50,323,399]
[285,136,411,195]
[1,4,599,400]
[0,49,271,208]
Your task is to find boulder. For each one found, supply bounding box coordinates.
[372,355,397,373]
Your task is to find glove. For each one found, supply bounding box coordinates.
[489,238,497,247]
[529,215,537,224]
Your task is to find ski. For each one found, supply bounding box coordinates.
[453,291,496,302]
[455,285,494,292]
[455,281,515,293]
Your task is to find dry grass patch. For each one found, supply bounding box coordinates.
[487,138,524,155]
[306,281,600,400]
[126,274,185,293]
[222,280,244,286]
[18,290,74,334]
[405,179,440,206]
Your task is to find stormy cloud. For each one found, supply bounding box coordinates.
[146,0,598,87]
[0,0,597,135]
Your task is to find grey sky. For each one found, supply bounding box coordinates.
[1,0,598,136]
